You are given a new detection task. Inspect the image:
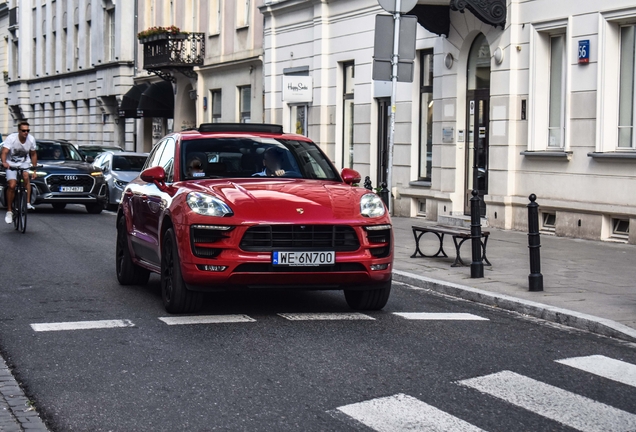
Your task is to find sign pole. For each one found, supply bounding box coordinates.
[386,0,401,215]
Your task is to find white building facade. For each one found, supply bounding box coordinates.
[261,0,636,244]
[5,0,136,149]
[133,0,264,152]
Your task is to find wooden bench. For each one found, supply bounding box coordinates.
[410,224,491,267]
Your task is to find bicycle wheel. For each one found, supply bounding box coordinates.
[19,190,27,233]
[12,191,19,231]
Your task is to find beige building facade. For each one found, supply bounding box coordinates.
[261,0,636,244]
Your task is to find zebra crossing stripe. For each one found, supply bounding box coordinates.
[335,393,485,432]
[556,355,636,388]
[277,313,375,321]
[458,370,636,432]
[30,319,135,332]
[393,312,489,321]
[158,315,256,325]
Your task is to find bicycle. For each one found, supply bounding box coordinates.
[6,165,40,233]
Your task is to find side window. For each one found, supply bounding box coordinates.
[158,138,175,182]
[145,139,166,169]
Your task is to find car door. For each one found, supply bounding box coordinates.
[140,137,175,265]
[129,140,166,265]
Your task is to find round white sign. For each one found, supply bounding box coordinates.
[377,0,418,14]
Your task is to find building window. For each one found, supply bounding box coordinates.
[618,25,636,148]
[239,86,251,123]
[612,218,630,240]
[342,62,354,169]
[211,89,222,122]
[209,0,221,35]
[290,105,307,136]
[419,50,433,181]
[105,8,115,61]
[236,0,250,28]
[548,35,565,148]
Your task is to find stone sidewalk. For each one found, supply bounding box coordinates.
[391,216,636,342]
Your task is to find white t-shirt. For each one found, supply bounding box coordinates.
[2,133,36,168]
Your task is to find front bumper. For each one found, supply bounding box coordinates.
[31,176,108,205]
[174,222,394,291]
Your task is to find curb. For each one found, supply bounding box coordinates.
[393,270,636,344]
[0,357,49,432]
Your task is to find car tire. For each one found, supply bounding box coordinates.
[86,203,103,214]
[161,228,203,314]
[116,217,150,286]
[51,203,66,211]
[344,278,392,310]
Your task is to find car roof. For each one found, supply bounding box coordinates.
[108,151,148,157]
[80,145,124,149]
[178,130,313,142]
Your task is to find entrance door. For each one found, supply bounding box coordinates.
[464,33,491,217]
[377,98,391,187]
[465,91,489,216]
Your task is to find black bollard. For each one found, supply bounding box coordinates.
[470,190,484,278]
[379,182,390,208]
[527,194,544,291]
[364,176,373,191]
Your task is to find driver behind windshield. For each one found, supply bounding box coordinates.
[253,146,287,177]
[52,145,64,160]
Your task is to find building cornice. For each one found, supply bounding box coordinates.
[7,61,134,86]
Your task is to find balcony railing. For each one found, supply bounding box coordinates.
[141,33,205,70]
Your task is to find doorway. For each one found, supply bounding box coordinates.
[377,98,391,187]
[464,34,491,217]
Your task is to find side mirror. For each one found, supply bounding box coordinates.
[140,166,166,184]
[341,168,361,185]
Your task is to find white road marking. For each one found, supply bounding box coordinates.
[336,393,485,432]
[158,315,256,325]
[458,370,636,432]
[556,355,636,388]
[393,312,489,321]
[277,312,375,321]
[31,319,135,332]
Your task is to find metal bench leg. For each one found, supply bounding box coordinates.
[411,230,448,258]
[451,236,469,267]
[481,236,492,266]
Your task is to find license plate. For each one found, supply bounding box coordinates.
[272,251,335,266]
[60,186,83,192]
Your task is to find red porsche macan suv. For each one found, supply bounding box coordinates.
[116,123,393,313]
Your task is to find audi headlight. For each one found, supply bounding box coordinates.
[187,192,233,217]
[360,193,385,217]
[27,170,47,177]
[90,171,104,177]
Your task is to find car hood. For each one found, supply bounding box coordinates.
[186,179,375,222]
[111,171,139,183]
[39,160,98,173]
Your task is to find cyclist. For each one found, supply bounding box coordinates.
[1,121,37,224]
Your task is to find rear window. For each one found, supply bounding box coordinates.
[181,137,340,181]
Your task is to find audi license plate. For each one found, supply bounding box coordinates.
[272,251,335,266]
[60,186,83,192]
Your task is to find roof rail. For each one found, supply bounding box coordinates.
[198,123,284,134]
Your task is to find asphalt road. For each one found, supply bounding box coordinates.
[0,205,635,431]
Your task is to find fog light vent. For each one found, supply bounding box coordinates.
[370,263,389,271]
[197,265,228,272]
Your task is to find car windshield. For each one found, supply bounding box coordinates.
[36,141,83,161]
[181,137,340,181]
[113,155,147,172]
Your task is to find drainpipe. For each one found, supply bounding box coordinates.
[133,0,139,152]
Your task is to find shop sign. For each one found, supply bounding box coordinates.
[282,76,313,103]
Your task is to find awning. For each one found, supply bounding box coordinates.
[118,83,149,118]
[137,80,174,118]
[411,0,506,31]
[411,5,450,37]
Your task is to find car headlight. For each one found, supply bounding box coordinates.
[186,192,233,217]
[360,193,385,217]
[114,179,128,189]
[90,171,104,177]
[27,170,47,177]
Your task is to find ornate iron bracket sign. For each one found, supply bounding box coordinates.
[147,68,176,83]
[450,0,506,29]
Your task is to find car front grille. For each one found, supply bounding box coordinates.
[45,175,95,193]
[190,225,234,259]
[239,225,360,252]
